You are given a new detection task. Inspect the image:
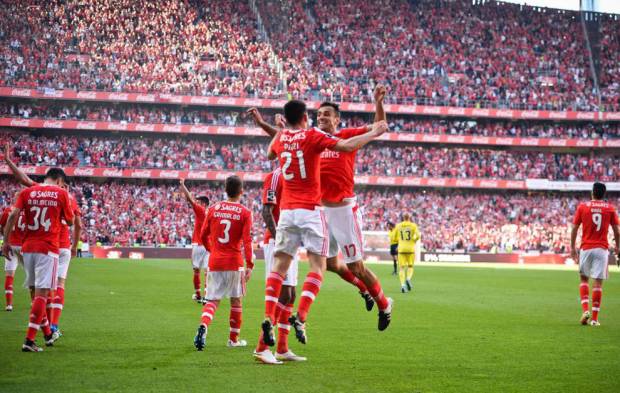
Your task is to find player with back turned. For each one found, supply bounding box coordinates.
[570,182,620,326]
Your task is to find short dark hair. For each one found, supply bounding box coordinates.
[225,176,243,198]
[284,100,307,125]
[196,196,210,205]
[319,101,340,115]
[45,168,67,183]
[592,182,606,200]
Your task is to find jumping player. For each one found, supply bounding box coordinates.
[193,176,253,350]
[570,182,620,326]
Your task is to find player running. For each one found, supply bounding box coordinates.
[256,99,387,363]
[254,167,306,363]
[2,168,74,352]
[179,179,210,304]
[0,193,26,311]
[394,213,421,293]
[388,222,398,275]
[193,176,253,350]
[570,182,620,326]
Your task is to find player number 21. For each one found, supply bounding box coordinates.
[28,206,51,232]
[281,151,307,180]
[218,219,231,244]
[592,213,602,231]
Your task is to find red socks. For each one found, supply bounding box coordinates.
[579,282,589,312]
[26,296,47,341]
[4,275,13,307]
[339,269,368,293]
[200,301,218,327]
[193,271,201,298]
[368,280,389,311]
[297,272,323,322]
[229,306,242,342]
[264,272,284,322]
[277,303,293,354]
[51,286,65,326]
[592,286,602,322]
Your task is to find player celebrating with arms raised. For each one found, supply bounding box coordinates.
[257,99,387,363]
[193,176,253,350]
[570,182,620,326]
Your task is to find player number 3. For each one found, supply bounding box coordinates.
[218,219,231,244]
[281,151,307,180]
[592,213,602,231]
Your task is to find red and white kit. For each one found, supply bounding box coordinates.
[1,206,26,271]
[262,168,298,286]
[573,200,619,280]
[201,200,253,300]
[191,201,210,270]
[270,127,340,257]
[58,193,81,279]
[16,184,74,290]
[320,127,367,264]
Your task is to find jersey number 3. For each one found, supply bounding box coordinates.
[218,219,231,244]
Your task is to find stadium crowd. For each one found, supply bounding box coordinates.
[1,0,618,110]
[1,177,611,253]
[2,101,619,140]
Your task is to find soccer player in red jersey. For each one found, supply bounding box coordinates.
[50,185,82,335]
[0,193,26,311]
[570,182,620,326]
[256,99,387,362]
[254,167,306,363]
[315,86,393,331]
[193,176,253,351]
[180,179,210,304]
[2,168,74,352]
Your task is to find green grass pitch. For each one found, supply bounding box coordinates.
[1,259,619,393]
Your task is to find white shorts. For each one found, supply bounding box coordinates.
[206,269,245,300]
[263,240,298,286]
[579,248,609,280]
[58,248,71,280]
[23,252,59,290]
[275,208,328,257]
[4,246,21,272]
[191,245,210,270]
[325,202,365,264]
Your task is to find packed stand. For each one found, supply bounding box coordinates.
[3,131,620,181]
[2,101,620,140]
[598,14,620,111]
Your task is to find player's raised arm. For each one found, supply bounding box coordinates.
[373,85,386,123]
[179,178,196,205]
[4,143,36,187]
[247,107,280,138]
[332,120,388,153]
[267,131,281,160]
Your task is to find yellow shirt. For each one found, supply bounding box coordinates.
[394,220,420,253]
[388,228,398,245]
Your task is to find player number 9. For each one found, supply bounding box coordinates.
[592,213,602,232]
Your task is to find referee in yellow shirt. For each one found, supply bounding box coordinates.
[394,213,420,293]
[387,222,398,275]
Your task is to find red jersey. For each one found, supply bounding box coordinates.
[59,193,82,249]
[269,127,340,210]
[15,184,74,255]
[0,206,26,246]
[200,200,253,271]
[262,168,283,244]
[573,200,619,250]
[320,127,367,203]
[190,201,207,245]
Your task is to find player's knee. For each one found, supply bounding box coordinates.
[347,261,364,276]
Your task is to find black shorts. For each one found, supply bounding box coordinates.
[390,244,398,256]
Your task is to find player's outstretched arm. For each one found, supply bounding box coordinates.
[4,143,36,187]
[373,85,386,123]
[179,178,195,204]
[332,120,388,152]
[570,224,580,260]
[247,108,280,137]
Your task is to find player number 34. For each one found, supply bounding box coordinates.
[28,206,52,232]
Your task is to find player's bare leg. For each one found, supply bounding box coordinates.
[195,298,220,351]
[579,275,591,325]
[228,297,246,347]
[326,256,374,311]
[392,255,398,275]
[192,267,202,303]
[590,278,603,326]
[398,264,407,293]
[348,260,393,331]
[4,269,15,311]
